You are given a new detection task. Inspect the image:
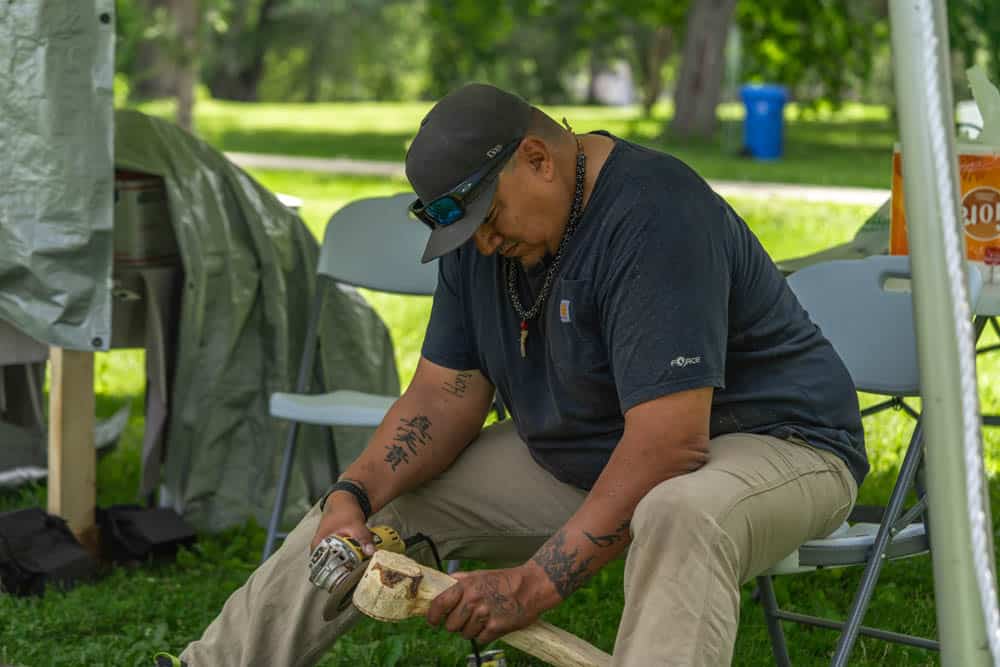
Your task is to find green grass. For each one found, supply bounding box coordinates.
[2,172,994,666]
[136,98,897,189]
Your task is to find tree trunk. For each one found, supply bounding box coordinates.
[206,0,279,101]
[639,26,674,117]
[303,49,325,103]
[204,0,249,100]
[303,16,336,103]
[171,0,199,133]
[670,0,738,139]
[131,0,176,99]
[586,48,603,105]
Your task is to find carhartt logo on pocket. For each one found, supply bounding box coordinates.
[559,299,572,323]
[671,355,701,368]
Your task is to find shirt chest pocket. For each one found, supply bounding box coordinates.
[546,279,607,374]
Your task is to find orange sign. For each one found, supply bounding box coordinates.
[890,146,1000,262]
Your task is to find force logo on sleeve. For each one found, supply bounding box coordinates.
[670,355,702,368]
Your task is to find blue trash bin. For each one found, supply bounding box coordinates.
[740,84,788,160]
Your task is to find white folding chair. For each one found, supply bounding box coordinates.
[756,255,982,665]
[261,193,438,561]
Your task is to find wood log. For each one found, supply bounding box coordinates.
[353,551,611,667]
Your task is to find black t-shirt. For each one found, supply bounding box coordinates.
[421,134,867,490]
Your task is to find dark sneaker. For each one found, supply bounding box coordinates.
[153,653,186,667]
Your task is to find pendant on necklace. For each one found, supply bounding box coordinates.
[519,320,528,358]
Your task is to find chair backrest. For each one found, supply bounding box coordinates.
[318,193,438,296]
[786,255,981,397]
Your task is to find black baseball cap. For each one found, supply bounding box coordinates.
[406,83,534,263]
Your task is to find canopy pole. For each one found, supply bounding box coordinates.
[889,0,995,664]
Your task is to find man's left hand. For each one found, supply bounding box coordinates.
[426,564,553,643]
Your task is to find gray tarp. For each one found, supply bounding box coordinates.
[0,0,115,351]
[115,110,400,532]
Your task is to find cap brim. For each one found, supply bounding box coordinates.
[420,177,498,263]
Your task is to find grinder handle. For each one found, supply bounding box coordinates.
[369,525,406,554]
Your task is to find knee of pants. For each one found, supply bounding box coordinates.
[369,493,433,543]
[631,475,724,546]
[369,501,407,535]
[369,495,458,566]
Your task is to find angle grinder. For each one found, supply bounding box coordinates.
[310,531,507,667]
[309,525,418,618]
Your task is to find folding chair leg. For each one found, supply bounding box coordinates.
[492,394,507,421]
[973,316,1000,356]
[24,362,46,431]
[263,284,326,563]
[830,422,925,667]
[262,419,302,562]
[757,575,793,667]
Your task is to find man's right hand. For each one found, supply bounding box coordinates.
[309,491,373,554]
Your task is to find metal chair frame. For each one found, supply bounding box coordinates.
[261,193,438,561]
[261,194,505,562]
[757,255,982,665]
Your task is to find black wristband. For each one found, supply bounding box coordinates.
[322,480,372,519]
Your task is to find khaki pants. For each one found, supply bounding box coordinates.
[182,421,857,667]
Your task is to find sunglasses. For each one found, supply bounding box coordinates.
[409,138,521,230]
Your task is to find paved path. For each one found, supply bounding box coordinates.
[225,151,891,207]
[226,152,407,179]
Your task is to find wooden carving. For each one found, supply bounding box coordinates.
[352,551,611,667]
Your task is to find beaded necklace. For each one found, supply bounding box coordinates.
[504,136,586,358]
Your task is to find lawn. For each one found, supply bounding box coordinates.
[2,171,996,666]
[135,98,897,190]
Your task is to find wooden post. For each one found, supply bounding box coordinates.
[47,347,98,553]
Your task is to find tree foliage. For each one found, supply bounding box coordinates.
[737,0,888,109]
[421,0,607,104]
[200,0,424,102]
[568,0,689,113]
[420,0,690,111]
[949,0,1000,89]
[112,0,1000,142]
[199,0,280,101]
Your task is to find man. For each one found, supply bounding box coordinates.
[172,83,865,666]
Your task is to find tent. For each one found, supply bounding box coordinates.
[0,3,399,533]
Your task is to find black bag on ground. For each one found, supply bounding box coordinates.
[0,507,98,596]
[97,504,195,562]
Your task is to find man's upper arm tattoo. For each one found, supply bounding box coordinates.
[384,415,433,471]
[531,529,595,599]
[442,371,474,398]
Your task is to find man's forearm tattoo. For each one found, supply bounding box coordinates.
[384,415,433,471]
[532,529,595,599]
[442,371,473,398]
[583,519,631,548]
